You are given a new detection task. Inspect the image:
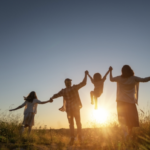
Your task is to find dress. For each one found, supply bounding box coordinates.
[20,99,41,126]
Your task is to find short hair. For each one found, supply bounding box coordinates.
[64,78,72,86]
[121,65,134,78]
[24,91,37,103]
[93,73,102,82]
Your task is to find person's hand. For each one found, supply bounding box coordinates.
[109,66,113,71]
[49,98,53,103]
[85,70,89,75]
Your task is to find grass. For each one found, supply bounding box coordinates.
[0,109,150,150]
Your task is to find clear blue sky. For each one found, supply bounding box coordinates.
[0,0,150,128]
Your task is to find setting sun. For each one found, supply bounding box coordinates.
[91,108,109,123]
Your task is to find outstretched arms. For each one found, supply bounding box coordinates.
[50,71,88,102]
[109,66,150,83]
[49,90,63,102]
[23,96,51,104]
[135,76,150,82]
[9,102,26,111]
[36,100,51,104]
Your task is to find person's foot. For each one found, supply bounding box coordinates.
[68,138,74,146]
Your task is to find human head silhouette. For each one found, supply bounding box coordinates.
[64,78,72,87]
[24,91,37,103]
[93,73,102,82]
[121,65,134,78]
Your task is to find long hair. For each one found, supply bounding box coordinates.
[93,73,102,82]
[121,65,134,78]
[24,91,37,103]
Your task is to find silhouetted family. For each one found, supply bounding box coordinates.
[9,65,150,145]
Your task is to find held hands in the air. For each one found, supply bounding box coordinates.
[85,70,89,75]
[109,66,113,71]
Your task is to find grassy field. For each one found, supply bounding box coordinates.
[0,109,150,150]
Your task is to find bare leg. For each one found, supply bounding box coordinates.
[28,126,32,136]
[94,97,98,109]
[20,125,28,137]
[90,91,94,105]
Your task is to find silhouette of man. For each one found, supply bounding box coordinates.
[50,71,88,145]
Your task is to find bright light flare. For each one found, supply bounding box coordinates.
[91,107,109,123]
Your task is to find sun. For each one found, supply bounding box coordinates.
[91,107,109,123]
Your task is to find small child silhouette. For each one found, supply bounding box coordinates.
[87,69,110,109]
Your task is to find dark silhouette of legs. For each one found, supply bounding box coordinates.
[67,109,82,145]
[74,109,82,142]
[67,113,74,138]
[67,111,75,145]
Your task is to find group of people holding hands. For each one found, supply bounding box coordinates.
[10,65,150,145]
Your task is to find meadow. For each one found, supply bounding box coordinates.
[0,109,150,150]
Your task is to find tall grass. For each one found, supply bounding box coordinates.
[0,109,150,150]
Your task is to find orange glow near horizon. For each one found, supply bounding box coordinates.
[90,107,109,124]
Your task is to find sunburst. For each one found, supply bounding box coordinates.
[91,107,109,123]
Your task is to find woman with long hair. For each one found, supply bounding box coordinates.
[9,91,51,136]
[109,65,150,136]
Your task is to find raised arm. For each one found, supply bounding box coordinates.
[109,66,116,82]
[75,71,88,89]
[103,69,110,80]
[87,72,94,84]
[109,67,120,82]
[109,66,113,81]
[9,102,26,111]
[82,70,88,85]
[135,76,150,82]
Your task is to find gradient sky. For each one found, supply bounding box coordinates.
[0,0,150,129]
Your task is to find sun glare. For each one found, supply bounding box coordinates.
[91,107,109,123]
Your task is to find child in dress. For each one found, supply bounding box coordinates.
[9,91,51,136]
[87,69,110,109]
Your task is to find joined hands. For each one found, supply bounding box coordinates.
[109,66,113,71]
[85,70,89,75]
[49,98,53,103]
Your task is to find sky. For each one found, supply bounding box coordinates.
[0,0,150,129]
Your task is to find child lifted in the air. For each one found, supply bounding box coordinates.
[87,69,110,109]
